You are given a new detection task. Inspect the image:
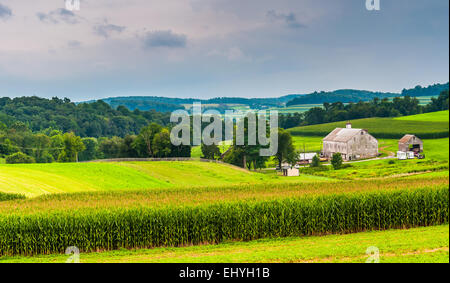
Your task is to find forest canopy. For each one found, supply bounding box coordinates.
[0,97,171,138]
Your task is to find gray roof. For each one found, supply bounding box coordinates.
[323,128,364,143]
[299,153,317,160]
[399,134,422,144]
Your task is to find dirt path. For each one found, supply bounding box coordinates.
[379,145,396,157]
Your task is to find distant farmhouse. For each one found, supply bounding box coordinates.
[322,123,378,161]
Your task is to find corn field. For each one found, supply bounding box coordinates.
[0,192,25,202]
[0,187,448,256]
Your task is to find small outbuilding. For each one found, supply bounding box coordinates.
[398,135,423,153]
[298,153,318,165]
[281,163,299,177]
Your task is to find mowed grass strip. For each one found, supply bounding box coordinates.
[0,175,447,215]
[288,117,449,139]
[0,187,447,256]
[2,225,447,263]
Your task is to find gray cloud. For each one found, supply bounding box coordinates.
[0,3,12,20]
[93,22,126,38]
[142,30,187,49]
[267,10,306,29]
[67,40,82,49]
[37,8,80,24]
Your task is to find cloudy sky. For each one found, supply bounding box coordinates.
[0,0,448,101]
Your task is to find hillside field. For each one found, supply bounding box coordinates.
[288,114,449,139]
[0,111,447,263]
[0,161,329,197]
[395,110,449,122]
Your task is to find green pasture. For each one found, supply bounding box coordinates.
[0,161,331,197]
[269,104,323,114]
[288,117,449,139]
[190,141,231,158]
[394,110,449,122]
[2,225,447,263]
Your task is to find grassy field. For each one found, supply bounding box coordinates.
[292,136,323,152]
[269,104,323,114]
[191,141,231,158]
[288,117,449,139]
[2,175,447,215]
[0,161,332,197]
[395,110,449,122]
[2,225,447,263]
[0,111,447,263]
[0,137,447,198]
[300,159,448,180]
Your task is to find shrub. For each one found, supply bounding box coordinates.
[36,152,54,164]
[331,153,343,170]
[310,154,321,167]
[5,152,36,164]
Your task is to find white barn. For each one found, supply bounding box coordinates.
[322,123,378,161]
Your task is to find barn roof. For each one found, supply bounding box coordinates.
[323,128,364,143]
[299,153,317,160]
[399,134,422,144]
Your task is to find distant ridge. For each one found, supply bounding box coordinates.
[287,83,449,106]
[81,82,449,112]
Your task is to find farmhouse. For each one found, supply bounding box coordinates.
[398,135,423,153]
[322,122,378,161]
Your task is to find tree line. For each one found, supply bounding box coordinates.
[0,121,191,164]
[280,90,449,129]
[286,82,448,106]
[0,96,171,138]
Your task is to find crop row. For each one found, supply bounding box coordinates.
[1,176,448,215]
[0,187,448,256]
[0,192,25,202]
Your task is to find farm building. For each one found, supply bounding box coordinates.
[322,122,378,161]
[298,153,318,164]
[281,163,299,177]
[398,135,423,153]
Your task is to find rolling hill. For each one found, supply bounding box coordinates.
[288,111,449,139]
[0,160,328,197]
